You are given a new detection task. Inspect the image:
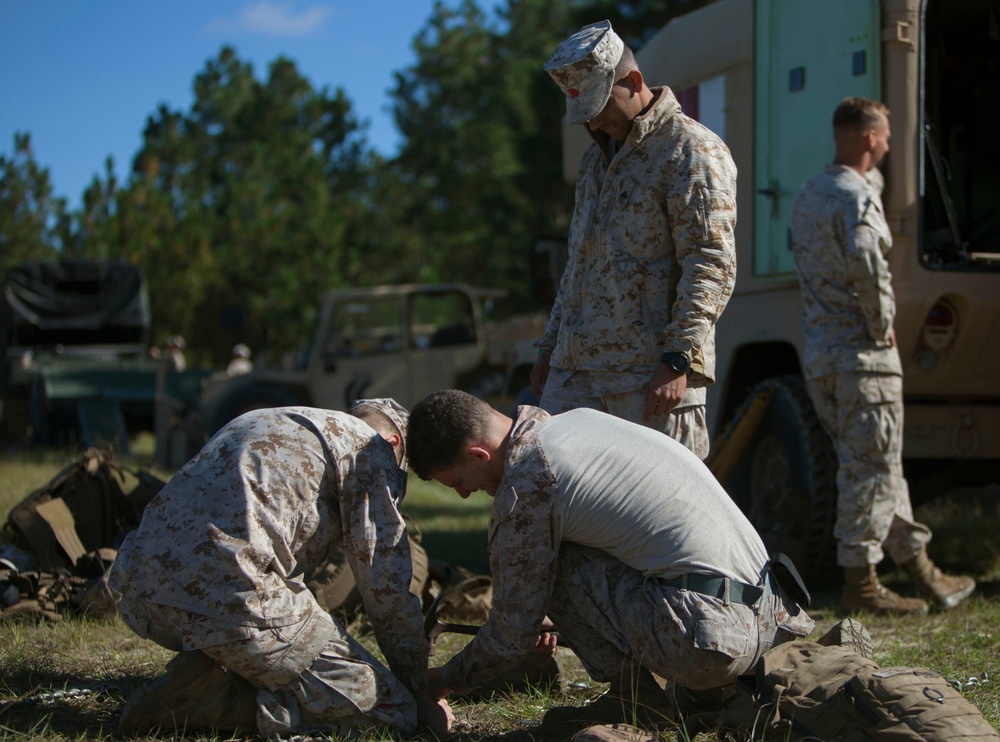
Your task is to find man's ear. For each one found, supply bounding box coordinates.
[465,444,493,463]
[385,432,402,451]
[863,127,877,152]
[625,69,643,94]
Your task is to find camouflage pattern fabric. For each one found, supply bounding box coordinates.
[109,406,426,735]
[539,367,710,459]
[790,163,931,570]
[538,86,737,413]
[549,543,812,690]
[437,406,813,694]
[807,373,931,568]
[790,164,902,380]
[119,600,417,737]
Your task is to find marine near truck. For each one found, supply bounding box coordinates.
[531,0,999,585]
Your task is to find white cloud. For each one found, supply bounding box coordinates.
[205,1,330,38]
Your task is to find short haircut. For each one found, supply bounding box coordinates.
[407,390,492,480]
[833,97,889,132]
[614,43,638,81]
[350,406,404,448]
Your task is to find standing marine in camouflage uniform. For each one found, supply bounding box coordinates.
[109,400,453,738]
[406,390,814,736]
[530,21,737,460]
[790,97,975,616]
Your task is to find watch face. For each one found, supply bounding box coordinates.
[662,352,690,373]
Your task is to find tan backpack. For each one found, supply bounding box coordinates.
[4,447,163,574]
[737,641,999,741]
[306,535,430,618]
[2,448,165,621]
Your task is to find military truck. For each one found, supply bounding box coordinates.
[0,258,209,452]
[546,0,1000,582]
[198,283,512,438]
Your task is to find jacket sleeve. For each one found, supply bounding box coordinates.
[844,197,895,344]
[661,140,738,362]
[440,449,559,693]
[341,443,428,693]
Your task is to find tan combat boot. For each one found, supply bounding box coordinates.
[841,565,929,616]
[901,549,976,610]
[119,650,257,736]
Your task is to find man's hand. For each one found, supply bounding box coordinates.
[643,365,687,421]
[416,684,454,736]
[530,350,552,400]
[889,327,896,348]
[532,631,558,658]
[533,616,558,658]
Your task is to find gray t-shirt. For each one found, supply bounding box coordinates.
[541,408,768,584]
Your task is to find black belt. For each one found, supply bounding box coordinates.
[660,573,764,606]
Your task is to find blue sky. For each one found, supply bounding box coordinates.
[0,0,462,209]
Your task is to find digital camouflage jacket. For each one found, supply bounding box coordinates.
[790,164,902,380]
[109,407,428,692]
[539,86,738,400]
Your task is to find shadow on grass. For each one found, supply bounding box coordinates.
[445,729,541,742]
[403,499,491,574]
[0,666,124,738]
[914,486,1000,580]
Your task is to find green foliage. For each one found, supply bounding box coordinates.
[385,0,576,307]
[0,133,65,275]
[64,47,372,366]
[1,0,718,365]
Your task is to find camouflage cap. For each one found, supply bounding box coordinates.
[544,20,624,125]
[350,398,410,468]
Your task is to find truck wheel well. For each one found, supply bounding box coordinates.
[723,374,839,588]
[456,365,505,399]
[720,342,801,428]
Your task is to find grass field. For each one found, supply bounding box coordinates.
[1,443,997,740]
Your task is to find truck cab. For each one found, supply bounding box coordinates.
[1,258,209,452]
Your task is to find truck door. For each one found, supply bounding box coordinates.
[753,0,881,277]
[313,294,409,409]
[405,289,483,403]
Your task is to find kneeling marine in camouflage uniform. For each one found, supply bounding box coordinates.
[109,400,453,738]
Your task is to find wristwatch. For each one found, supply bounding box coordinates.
[660,351,691,374]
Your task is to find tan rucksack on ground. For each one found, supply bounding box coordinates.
[4,447,163,573]
[2,448,165,621]
[306,537,431,618]
[732,641,999,741]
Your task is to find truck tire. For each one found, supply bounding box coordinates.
[205,384,304,438]
[724,375,840,589]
